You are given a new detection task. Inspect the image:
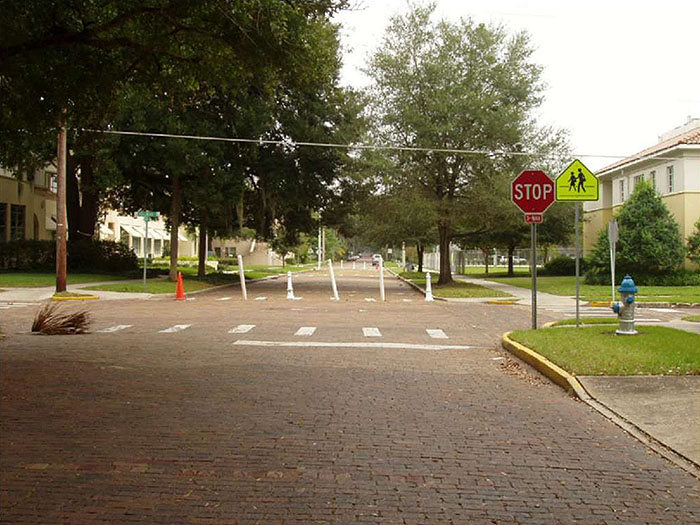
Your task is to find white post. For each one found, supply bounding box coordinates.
[286,271,295,300]
[425,271,434,302]
[363,261,366,270]
[237,255,247,301]
[328,259,339,301]
[317,226,321,271]
[322,228,326,262]
[352,261,356,270]
[379,257,385,301]
[340,259,344,270]
[402,241,406,269]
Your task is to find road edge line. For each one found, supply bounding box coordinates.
[501,331,700,479]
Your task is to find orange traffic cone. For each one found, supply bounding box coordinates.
[175,272,185,300]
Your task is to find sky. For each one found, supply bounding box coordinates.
[332,0,700,171]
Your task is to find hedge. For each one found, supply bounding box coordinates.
[0,239,138,273]
[584,268,700,286]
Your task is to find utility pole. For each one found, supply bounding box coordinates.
[55,120,67,293]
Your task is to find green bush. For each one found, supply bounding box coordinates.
[586,181,685,276]
[0,239,138,273]
[584,268,700,286]
[542,256,584,276]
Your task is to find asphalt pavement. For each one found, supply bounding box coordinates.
[1,267,698,523]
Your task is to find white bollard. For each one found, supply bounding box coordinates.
[340,260,344,270]
[425,271,434,302]
[379,258,385,302]
[286,271,295,300]
[352,261,356,270]
[328,259,340,301]
[363,261,366,270]
[237,255,248,301]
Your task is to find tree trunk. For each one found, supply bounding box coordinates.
[437,223,453,285]
[169,177,182,282]
[507,244,515,277]
[483,249,489,275]
[417,243,424,273]
[197,215,207,278]
[66,152,80,241]
[66,154,99,241]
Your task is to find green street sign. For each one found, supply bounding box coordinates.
[137,210,160,219]
[555,159,599,201]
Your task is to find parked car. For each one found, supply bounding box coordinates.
[372,254,382,267]
[347,254,360,261]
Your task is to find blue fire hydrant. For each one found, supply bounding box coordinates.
[611,274,638,335]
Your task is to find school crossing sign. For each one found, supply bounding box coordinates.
[555,159,599,201]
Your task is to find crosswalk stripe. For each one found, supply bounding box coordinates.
[159,324,191,333]
[363,327,381,337]
[426,329,448,339]
[295,326,316,336]
[97,324,133,333]
[233,340,474,350]
[217,297,232,301]
[229,324,255,334]
[254,296,268,301]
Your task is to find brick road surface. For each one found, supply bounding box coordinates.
[1,269,699,524]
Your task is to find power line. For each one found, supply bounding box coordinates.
[82,128,687,162]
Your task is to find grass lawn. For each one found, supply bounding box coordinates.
[0,272,131,288]
[461,266,531,278]
[86,278,218,294]
[509,325,700,376]
[490,275,700,303]
[683,315,700,323]
[399,271,511,298]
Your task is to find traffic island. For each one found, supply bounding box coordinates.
[52,291,99,301]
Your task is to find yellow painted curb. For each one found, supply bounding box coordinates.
[487,299,517,305]
[501,332,588,398]
[52,295,99,302]
[587,301,612,307]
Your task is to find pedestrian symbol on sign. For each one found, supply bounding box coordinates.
[555,159,598,201]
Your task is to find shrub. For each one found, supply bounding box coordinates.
[688,219,700,265]
[542,256,584,276]
[0,239,138,273]
[586,181,685,276]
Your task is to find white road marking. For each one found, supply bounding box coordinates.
[217,297,233,301]
[254,296,268,301]
[363,327,381,337]
[295,326,316,336]
[426,329,448,339]
[159,324,191,333]
[650,308,677,313]
[233,340,474,350]
[402,299,412,303]
[229,324,255,334]
[97,324,133,333]
[364,298,376,302]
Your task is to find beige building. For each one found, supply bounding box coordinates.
[210,237,284,266]
[0,166,57,242]
[583,118,700,266]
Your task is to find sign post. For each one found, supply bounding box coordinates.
[511,170,555,329]
[555,159,599,327]
[608,219,618,304]
[137,210,160,293]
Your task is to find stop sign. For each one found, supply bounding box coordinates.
[511,170,555,214]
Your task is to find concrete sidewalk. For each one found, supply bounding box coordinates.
[0,279,153,302]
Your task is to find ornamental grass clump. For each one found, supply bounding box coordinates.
[31,303,92,335]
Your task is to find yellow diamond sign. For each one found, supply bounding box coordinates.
[555,159,599,201]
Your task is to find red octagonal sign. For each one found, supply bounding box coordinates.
[511,170,555,214]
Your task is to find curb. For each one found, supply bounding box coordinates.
[501,331,700,479]
[52,295,100,302]
[385,268,447,301]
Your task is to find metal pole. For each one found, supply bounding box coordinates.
[143,218,149,293]
[531,223,537,330]
[575,203,580,327]
[379,257,385,301]
[328,259,339,301]
[55,121,67,293]
[237,255,247,300]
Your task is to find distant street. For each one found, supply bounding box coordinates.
[2,268,699,524]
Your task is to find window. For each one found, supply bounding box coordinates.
[132,236,141,254]
[10,204,25,240]
[667,165,674,192]
[0,203,7,242]
[649,170,656,190]
[634,174,643,190]
[619,179,625,202]
[225,246,237,257]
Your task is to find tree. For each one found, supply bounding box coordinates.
[688,219,700,265]
[366,4,548,284]
[587,180,685,276]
